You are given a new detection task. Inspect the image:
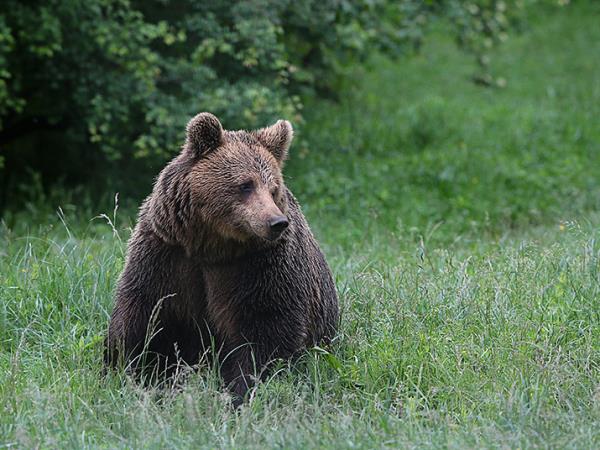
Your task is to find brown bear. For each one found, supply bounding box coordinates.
[105,112,338,405]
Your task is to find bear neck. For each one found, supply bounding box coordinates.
[191,225,281,265]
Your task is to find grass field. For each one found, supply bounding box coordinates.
[2,3,600,448]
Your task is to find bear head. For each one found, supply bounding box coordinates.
[148,112,294,254]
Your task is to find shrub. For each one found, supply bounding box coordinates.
[0,0,533,207]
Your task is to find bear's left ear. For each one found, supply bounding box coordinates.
[184,112,223,158]
[254,120,294,164]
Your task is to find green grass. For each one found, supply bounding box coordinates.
[289,2,600,249]
[2,3,600,448]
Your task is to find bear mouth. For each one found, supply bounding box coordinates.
[263,232,284,242]
[256,226,289,244]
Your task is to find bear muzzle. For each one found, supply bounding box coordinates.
[264,215,289,241]
[268,215,289,237]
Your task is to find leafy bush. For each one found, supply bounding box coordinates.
[0,0,533,208]
[447,0,528,86]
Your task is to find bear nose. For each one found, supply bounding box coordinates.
[269,216,289,234]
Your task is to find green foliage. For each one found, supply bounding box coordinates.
[289,0,600,247]
[0,0,535,206]
[447,0,525,86]
[0,0,433,199]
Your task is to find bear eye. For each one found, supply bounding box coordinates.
[239,180,254,194]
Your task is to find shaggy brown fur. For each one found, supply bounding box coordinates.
[105,113,338,405]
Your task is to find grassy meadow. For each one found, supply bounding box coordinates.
[1,3,600,448]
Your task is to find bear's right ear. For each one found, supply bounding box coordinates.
[253,119,293,165]
[184,112,223,158]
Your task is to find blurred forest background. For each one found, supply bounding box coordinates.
[2,0,531,214]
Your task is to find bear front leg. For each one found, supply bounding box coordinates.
[105,305,152,375]
[220,343,266,407]
[220,337,289,408]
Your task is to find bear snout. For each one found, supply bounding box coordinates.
[267,215,289,239]
[266,215,290,241]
